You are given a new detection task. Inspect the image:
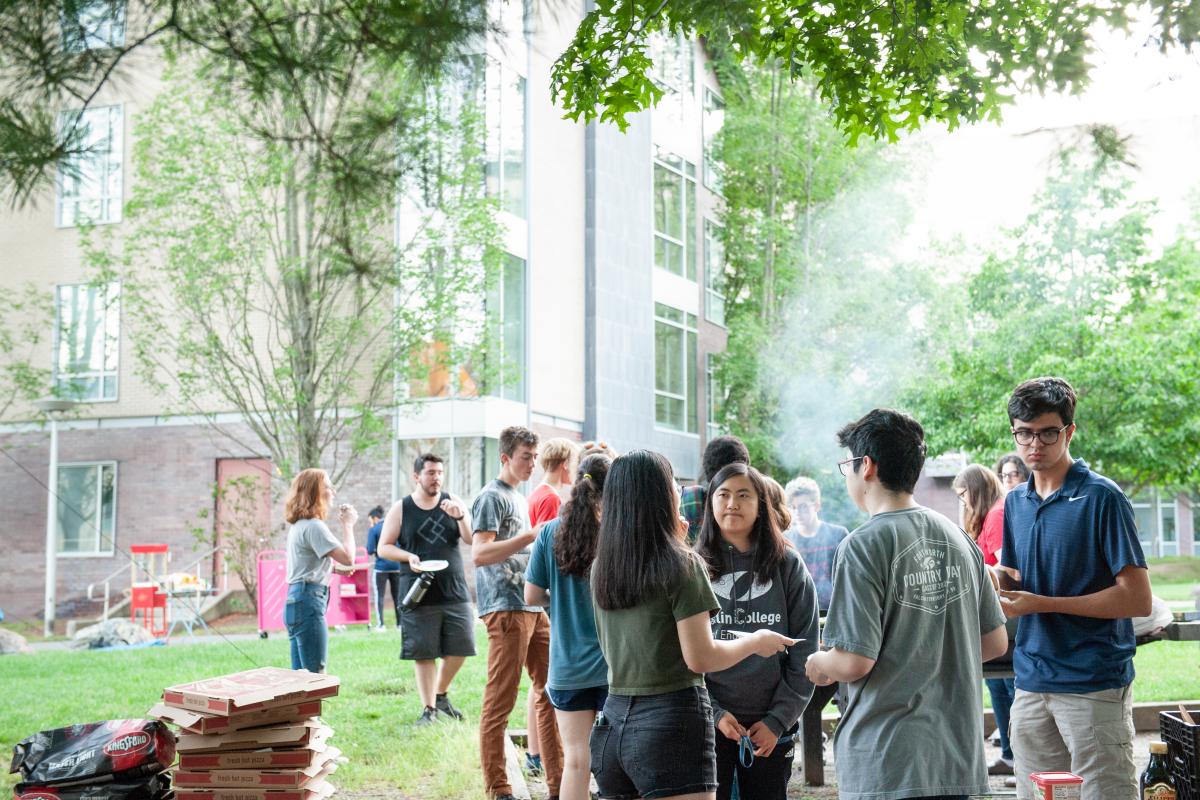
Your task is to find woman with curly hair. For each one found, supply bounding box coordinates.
[284,468,358,673]
[525,452,612,800]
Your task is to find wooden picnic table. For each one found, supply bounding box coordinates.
[798,620,1199,786]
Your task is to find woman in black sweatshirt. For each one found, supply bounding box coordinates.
[695,463,820,800]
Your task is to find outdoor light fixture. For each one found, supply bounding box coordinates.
[33,396,79,638]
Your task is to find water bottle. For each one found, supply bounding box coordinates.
[401,571,436,610]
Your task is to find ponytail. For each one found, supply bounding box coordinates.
[554,453,612,578]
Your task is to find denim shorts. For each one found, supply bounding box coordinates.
[548,685,608,713]
[284,582,329,672]
[590,686,717,799]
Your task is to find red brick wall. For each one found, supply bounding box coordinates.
[0,422,394,627]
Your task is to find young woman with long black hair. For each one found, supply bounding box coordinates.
[695,463,819,800]
[589,450,795,800]
[525,452,613,800]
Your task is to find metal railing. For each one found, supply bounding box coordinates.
[84,546,227,623]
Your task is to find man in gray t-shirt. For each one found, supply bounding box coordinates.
[472,478,540,616]
[470,427,561,800]
[806,409,1008,800]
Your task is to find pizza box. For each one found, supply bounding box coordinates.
[175,720,331,754]
[163,669,339,717]
[173,758,337,790]
[178,743,331,771]
[173,777,335,800]
[150,700,323,735]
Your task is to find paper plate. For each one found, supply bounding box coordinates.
[418,559,449,572]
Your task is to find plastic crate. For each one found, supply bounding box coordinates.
[1160,710,1200,800]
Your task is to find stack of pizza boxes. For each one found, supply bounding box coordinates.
[149,668,340,800]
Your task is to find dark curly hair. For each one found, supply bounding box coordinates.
[553,453,611,579]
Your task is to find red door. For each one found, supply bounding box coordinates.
[214,458,272,592]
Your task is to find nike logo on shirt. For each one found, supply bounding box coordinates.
[1068,496,1086,502]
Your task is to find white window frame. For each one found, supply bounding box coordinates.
[653,147,697,281]
[56,104,124,227]
[489,254,527,402]
[56,461,118,558]
[654,303,699,435]
[53,281,120,403]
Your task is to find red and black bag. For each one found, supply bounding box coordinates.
[10,720,175,786]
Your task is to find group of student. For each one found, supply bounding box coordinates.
[281,375,1150,800]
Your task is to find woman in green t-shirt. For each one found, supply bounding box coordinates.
[589,450,795,800]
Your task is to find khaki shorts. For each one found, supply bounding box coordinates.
[1010,684,1136,800]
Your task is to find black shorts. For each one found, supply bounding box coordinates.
[590,686,717,799]
[399,601,477,660]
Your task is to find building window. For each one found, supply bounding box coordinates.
[489,254,526,402]
[650,31,695,97]
[706,353,724,440]
[54,282,120,402]
[703,88,724,193]
[57,104,123,227]
[485,59,526,218]
[57,462,117,556]
[704,219,726,326]
[62,0,126,51]
[655,303,698,433]
[654,148,697,281]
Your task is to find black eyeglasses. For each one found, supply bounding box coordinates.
[999,470,1023,480]
[837,456,864,476]
[1011,425,1069,446]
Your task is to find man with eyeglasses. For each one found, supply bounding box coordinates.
[783,476,848,613]
[995,377,1151,800]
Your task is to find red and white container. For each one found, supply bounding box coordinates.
[1030,771,1083,799]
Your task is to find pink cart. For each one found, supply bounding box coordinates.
[256,548,371,637]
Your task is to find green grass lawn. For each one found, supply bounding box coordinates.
[2,623,1197,799]
[0,627,505,799]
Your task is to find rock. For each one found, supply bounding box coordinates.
[71,619,156,649]
[0,628,31,655]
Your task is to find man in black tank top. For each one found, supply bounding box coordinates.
[378,452,476,725]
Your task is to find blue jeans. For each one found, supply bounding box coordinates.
[986,677,1016,760]
[285,582,329,671]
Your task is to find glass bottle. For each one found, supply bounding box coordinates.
[1140,741,1176,800]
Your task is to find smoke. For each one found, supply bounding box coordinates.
[757,144,955,482]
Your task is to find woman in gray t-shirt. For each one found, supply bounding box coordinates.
[284,468,357,672]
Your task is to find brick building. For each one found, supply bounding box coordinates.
[0,1,731,627]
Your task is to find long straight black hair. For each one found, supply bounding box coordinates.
[592,449,694,610]
[554,453,612,578]
[695,463,788,583]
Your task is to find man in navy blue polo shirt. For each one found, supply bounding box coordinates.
[997,377,1151,800]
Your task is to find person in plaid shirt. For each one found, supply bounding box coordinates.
[680,435,751,543]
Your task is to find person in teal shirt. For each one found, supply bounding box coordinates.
[525,452,612,800]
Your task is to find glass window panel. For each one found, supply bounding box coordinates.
[656,394,684,431]
[655,320,683,394]
[502,74,526,217]
[685,179,697,281]
[655,303,683,324]
[62,0,126,51]
[484,60,503,201]
[703,89,725,192]
[686,330,698,433]
[1161,504,1176,542]
[654,163,683,240]
[57,104,123,226]
[55,282,119,401]
[500,255,526,400]
[56,463,116,554]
